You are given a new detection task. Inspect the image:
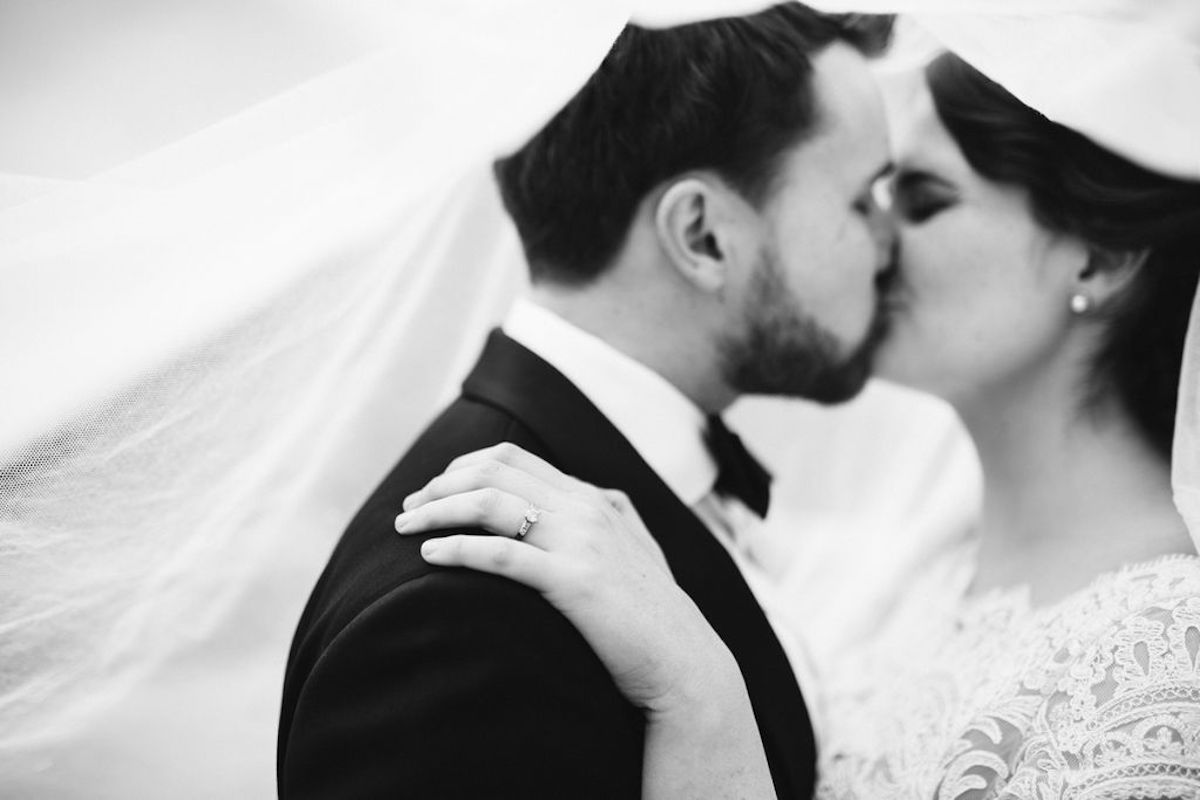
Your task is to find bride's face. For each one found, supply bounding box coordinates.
[873,78,1087,403]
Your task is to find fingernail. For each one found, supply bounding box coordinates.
[394,513,409,533]
[421,539,441,558]
[402,492,419,511]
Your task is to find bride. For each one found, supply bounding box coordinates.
[393,11,1200,799]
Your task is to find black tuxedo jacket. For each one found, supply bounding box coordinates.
[277,331,816,799]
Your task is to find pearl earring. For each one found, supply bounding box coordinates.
[1070,293,1091,314]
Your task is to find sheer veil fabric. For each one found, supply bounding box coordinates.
[4,0,1196,797]
[0,2,629,793]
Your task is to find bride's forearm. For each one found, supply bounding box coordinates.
[641,645,777,800]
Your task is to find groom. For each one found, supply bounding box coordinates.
[278,5,894,798]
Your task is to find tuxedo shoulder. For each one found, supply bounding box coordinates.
[287,396,550,671]
[279,567,643,798]
[314,567,616,678]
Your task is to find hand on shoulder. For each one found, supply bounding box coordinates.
[394,441,737,715]
[394,443,780,799]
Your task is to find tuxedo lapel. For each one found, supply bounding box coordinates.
[463,330,816,799]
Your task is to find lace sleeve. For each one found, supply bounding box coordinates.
[998,595,1200,799]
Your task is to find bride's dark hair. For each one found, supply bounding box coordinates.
[927,51,1200,459]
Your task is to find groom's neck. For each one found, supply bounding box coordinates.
[529,281,736,414]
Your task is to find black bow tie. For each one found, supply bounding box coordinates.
[705,415,772,518]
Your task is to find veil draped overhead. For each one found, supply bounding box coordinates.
[2,0,1197,796]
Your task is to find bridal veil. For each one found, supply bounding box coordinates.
[2,0,1196,796]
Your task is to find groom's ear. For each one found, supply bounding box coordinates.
[654,177,745,292]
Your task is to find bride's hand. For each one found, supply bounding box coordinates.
[392,442,738,716]
[395,443,777,800]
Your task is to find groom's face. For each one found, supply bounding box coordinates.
[721,43,894,403]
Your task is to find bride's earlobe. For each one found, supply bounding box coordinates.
[655,178,730,292]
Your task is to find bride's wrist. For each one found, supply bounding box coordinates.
[646,612,746,728]
[644,645,755,758]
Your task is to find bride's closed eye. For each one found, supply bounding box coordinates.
[893,171,959,223]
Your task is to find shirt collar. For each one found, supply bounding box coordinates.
[503,297,716,506]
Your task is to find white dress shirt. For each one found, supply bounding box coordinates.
[503,297,826,742]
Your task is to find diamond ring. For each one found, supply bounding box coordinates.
[515,505,541,541]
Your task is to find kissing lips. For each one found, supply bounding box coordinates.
[875,260,905,316]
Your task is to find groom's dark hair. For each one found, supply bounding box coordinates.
[493,4,892,286]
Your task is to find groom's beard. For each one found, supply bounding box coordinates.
[719,248,888,405]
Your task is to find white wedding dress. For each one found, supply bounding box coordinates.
[816,550,1200,799]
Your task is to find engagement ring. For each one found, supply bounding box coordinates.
[515,505,541,541]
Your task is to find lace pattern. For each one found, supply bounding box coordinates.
[818,556,1200,799]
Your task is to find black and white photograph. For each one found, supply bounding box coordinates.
[3,1,1200,797]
